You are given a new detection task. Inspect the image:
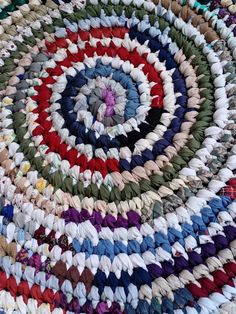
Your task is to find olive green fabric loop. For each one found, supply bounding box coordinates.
[20,140,31,152]
[13,112,26,129]
[130,182,141,196]
[0,76,9,85]
[123,184,134,199]
[113,187,121,202]
[22,35,37,47]
[99,184,110,202]
[49,170,63,189]
[178,147,195,162]
[1,64,15,73]
[32,29,45,40]
[86,5,100,17]
[85,185,92,197]
[197,111,213,122]
[90,183,99,198]
[15,41,29,53]
[24,147,37,161]
[76,181,85,195]
[187,138,201,151]
[162,165,176,181]
[33,156,44,171]
[61,177,74,194]
[42,23,55,34]
[150,175,165,188]
[171,156,187,171]
[73,10,87,20]
[41,165,51,181]
[10,50,23,59]
[139,180,153,193]
[53,18,65,27]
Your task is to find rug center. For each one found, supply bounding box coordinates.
[102,87,116,117]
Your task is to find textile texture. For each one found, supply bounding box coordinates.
[0,0,236,313]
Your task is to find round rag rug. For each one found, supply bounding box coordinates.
[0,0,236,313]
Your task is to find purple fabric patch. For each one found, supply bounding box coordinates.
[102,87,116,117]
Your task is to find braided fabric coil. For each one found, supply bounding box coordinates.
[1,0,236,313]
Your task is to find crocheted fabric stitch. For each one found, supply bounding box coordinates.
[0,0,236,313]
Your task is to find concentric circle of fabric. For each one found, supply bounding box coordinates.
[0,0,236,313]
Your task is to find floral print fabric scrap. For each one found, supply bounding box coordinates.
[0,0,236,313]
